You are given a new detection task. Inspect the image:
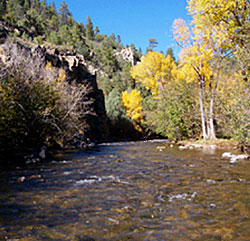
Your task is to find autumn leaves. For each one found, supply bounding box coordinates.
[121,0,249,142]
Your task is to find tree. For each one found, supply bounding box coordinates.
[121,89,143,130]
[146,80,200,140]
[173,18,220,139]
[4,0,25,24]
[116,34,121,44]
[85,16,94,40]
[130,51,177,95]
[100,46,119,77]
[148,38,158,51]
[187,0,250,81]
[0,0,6,18]
[166,47,175,62]
[58,1,72,25]
[94,26,100,35]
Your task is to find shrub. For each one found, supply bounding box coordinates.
[0,42,88,154]
[145,80,200,141]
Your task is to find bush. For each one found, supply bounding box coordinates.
[145,80,201,141]
[0,42,88,154]
[217,79,250,145]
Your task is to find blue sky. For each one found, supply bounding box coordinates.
[48,0,192,57]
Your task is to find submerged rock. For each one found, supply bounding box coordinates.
[39,146,47,159]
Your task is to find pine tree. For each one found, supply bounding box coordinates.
[0,0,7,18]
[166,47,175,62]
[58,1,71,25]
[85,16,94,40]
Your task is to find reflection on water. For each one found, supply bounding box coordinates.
[0,141,249,240]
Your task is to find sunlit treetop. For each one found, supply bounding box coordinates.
[121,89,143,131]
[130,51,177,95]
[187,0,250,53]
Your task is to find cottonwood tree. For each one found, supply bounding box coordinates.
[176,0,250,140]
[121,89,143,131]
[187,0,250,78]
[173,17,229,140]
[130,51,177,95]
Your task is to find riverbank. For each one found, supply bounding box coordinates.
[178,138,250,157]
[178,139,239,150]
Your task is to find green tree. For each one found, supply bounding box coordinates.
[100,46,120,76]
[166,47,176,62]
[94,26,100,35]
[58,1,72,25]
[148,38,158,51]
[146,80,200,140]
[85,16,94,40]
[117,34,121,44]
[0,0,7,18]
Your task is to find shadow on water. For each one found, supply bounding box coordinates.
[0,141,250,240]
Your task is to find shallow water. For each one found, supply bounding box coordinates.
[0,141,249,240]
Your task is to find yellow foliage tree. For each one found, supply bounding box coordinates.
[173,18,217,139]
[130,51,177,95]
[187,0,250,81]
[121,89,143,130]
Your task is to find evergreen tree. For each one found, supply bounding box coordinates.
[148,38,158,51]
[0,0,7,19]
[58,1,72,25]
[166,47,175,62]
[117,35,121,44]
[85,16,94,40]
[94,26,100,35]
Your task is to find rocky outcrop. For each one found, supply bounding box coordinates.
[44,47,110,142]
[116,46,138,66]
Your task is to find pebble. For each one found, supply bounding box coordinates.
[191,191,198,198]
[210,203,216,208]
[207,179,216,184]
[169,193,188,202]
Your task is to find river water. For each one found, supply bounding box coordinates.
[0,141,249,240]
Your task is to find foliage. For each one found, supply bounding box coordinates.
[166,47,176,62]
[173,18,219,140]
[0,43,89,153]
[2,0,249,145]
[145,80,200,140]
[187,0,250,54]
[105,88,139,140]
[215,68,250,144]
[121,89,143,131]
[148,38,158,51]
[182,0,250,143]
[130,51,177,95]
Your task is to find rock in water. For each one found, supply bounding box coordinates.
[221,152,233,159]
[39,146,46,159]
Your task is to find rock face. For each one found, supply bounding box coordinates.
[117,46,138,66]
[44,47,109,142]
[0,28,109,144]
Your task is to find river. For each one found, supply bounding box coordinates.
[0,141,249,240]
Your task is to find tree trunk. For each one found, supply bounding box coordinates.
[199,79,208,139]
[208,63,219,140]
[208,96,216,139]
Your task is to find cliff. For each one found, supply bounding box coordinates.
[0,25,109,148]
